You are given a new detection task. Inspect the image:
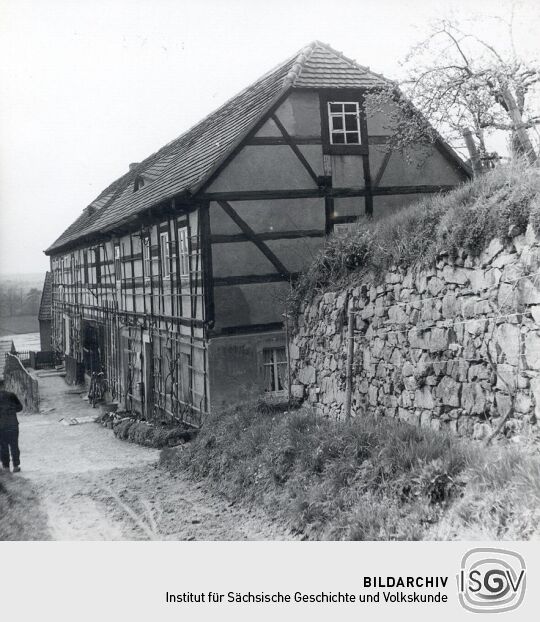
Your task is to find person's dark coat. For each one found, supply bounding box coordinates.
[0,389,23,431]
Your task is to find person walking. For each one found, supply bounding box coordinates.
[0,384,23,473]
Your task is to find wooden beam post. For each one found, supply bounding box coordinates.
[344,309,354,419]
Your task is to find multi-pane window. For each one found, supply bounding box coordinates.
[160,232,170,278]
[178,227,189,278]
[114,244,122,280]
[263,347,288,393]
[328,101,361,145]
[70,254,76,284]
[82,250,89,284]
[95,246,102,284]
[143,237,151,281]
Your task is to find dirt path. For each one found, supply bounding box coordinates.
[14,374,291,540]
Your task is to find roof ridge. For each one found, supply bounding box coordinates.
[304,40,394,86]
[283,41,318,87]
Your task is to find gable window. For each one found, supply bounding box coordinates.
[143,237,151,281]
[134,175,145,192]
[178,227,189,278]
[328,102,361,145]
[160,232,170,278]
[263,347,287,394]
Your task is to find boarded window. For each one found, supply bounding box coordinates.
[263,347,287,393]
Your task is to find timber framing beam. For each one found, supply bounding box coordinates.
[217,200,289,276]
[372,150,392,190]
[246,136,321,146]
[270,114,320,185]
[213,272,297,287]
[209,321,284,337]
[203,185,456,202]
[210,230,324,244]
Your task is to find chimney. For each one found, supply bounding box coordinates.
[129,162,140,171]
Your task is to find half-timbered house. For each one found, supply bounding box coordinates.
[45,41,470,425]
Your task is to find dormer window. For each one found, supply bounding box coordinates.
[328,102,361,145]
[134,175,145,191]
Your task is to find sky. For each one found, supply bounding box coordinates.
[1,0,539,276]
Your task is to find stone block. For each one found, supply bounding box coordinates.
[420,410,432,427]
[298,365,316,385]
[461,383,486,415]
[429,327,452,352]
[428,276,445,296]
[495,392,513,417]
[442,293,459,318]
[531,376,540,418]
[404,376,417,391]
[291,384,305,399]
[492,251,517,269]
[514,392,533,414]
[496,364,516,392]
[495,323,521,365]
[518,277,540,305]
[480,238,504,266]
[402,361,415,377]
[442,265,471,285]
[525,332,540,370]
[435,376,461,407]
[415,386,434,410]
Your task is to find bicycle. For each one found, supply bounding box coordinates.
[88,371,107,407]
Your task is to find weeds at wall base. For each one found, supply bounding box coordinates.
[160,401,540,540]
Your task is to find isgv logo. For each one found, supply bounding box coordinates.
[457,548,526,613]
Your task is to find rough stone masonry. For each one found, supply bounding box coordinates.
[289,225,540,441]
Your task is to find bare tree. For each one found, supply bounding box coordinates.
[366,9,540,167]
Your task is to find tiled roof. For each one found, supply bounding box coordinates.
[44,42,409,254]
[38,271,53,321]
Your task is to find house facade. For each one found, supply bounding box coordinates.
[45,42,469,425]
[38,271,53,352]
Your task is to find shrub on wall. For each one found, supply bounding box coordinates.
[288,162,540,321]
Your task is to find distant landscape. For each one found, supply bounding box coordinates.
[0,272,45,336]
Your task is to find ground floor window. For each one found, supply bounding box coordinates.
[263,347,287,393]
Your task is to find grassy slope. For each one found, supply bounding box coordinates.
[0,472,50,540]
[288,162,540,319]
[161,403,540,540]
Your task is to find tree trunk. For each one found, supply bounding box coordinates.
[501,88,538,164]
[462,127,483,176]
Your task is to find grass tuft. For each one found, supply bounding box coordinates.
[160,402,540,540]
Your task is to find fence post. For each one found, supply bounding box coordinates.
[344,309,354,419]
[283,312,292,410]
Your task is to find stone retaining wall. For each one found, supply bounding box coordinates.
[289,226,540,441]
[4,353,40,412]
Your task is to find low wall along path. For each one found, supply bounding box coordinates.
[290,226,540,441]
